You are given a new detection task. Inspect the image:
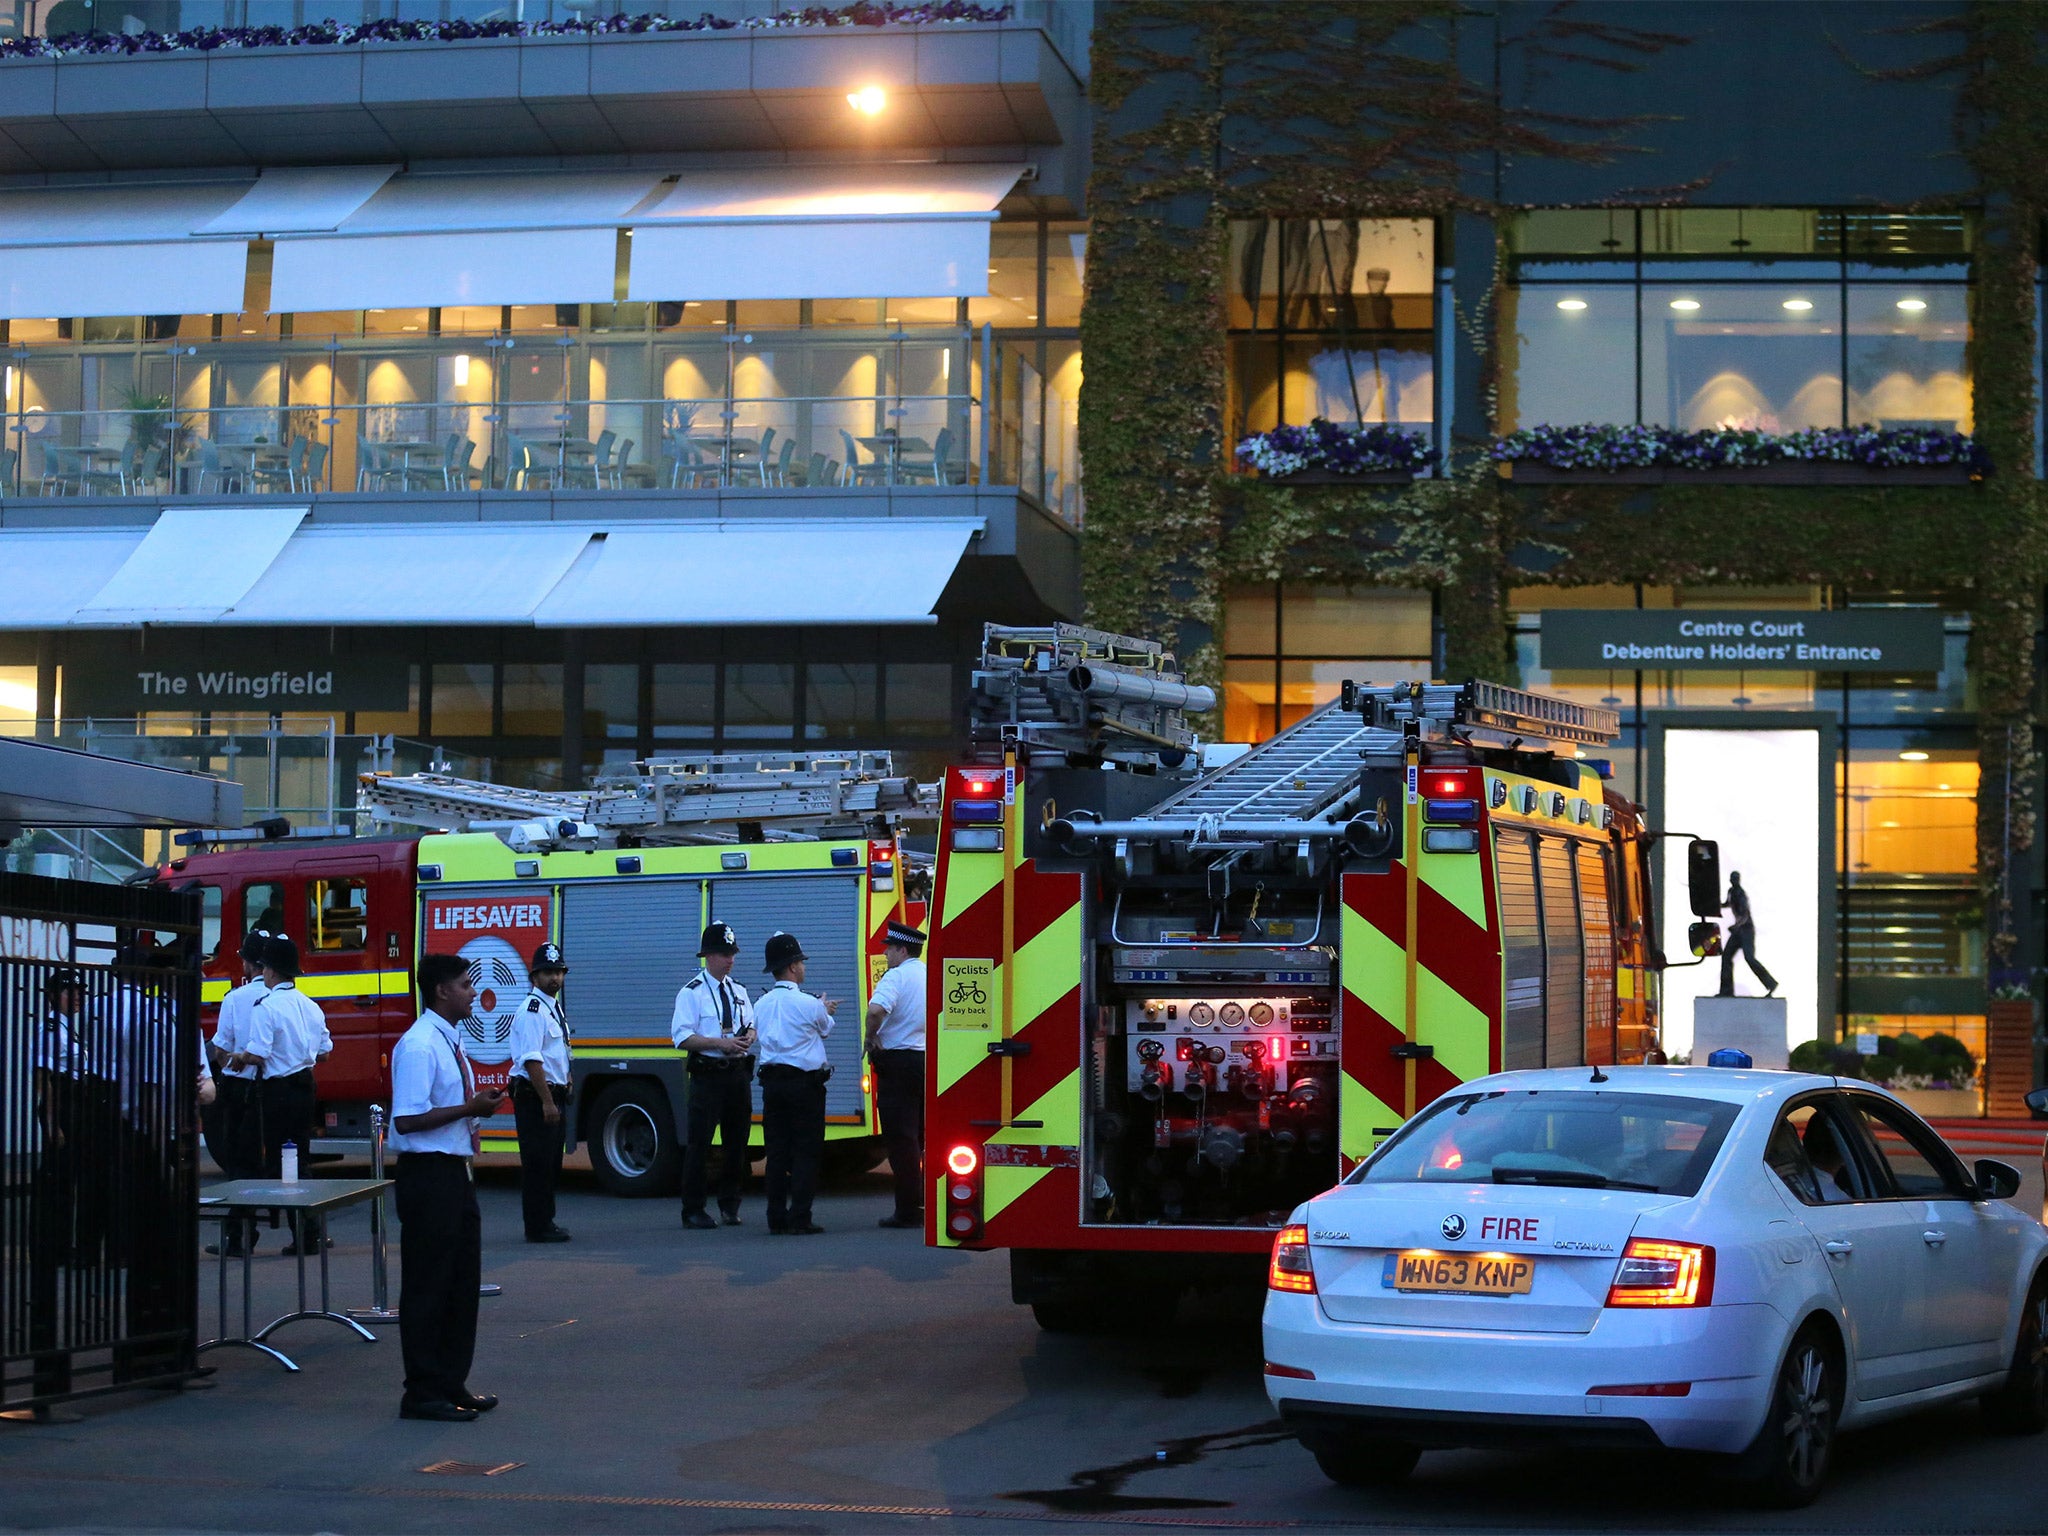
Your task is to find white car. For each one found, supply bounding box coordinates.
[1263,1066,2048,1506]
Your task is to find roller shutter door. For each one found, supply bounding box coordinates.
[560,879,705,1041]
[1577,843,1617,1064]
[1539,836,1585,1069]
[1495,828,1545,1070]
[708,875,866,1117]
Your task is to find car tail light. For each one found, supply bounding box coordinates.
[1268,1224,1316,1294]
[1263,1361,1316,1379]
[1587,1381,1692,1397]
[1605,1239,1714,1307]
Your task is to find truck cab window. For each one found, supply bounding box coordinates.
[196,885,223,960]
[307,878,370,953]
[244,881,285,938]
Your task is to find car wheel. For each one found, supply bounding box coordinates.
[587,1080,680,1197]
[1302,1431,1421,1489]
[1736,1323,1840,1508]
[1981,1272,2048,1434]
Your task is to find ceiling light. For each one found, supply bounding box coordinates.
[1668,298,1700,311]
[1900,750,1930,761]
[1895,298,1927,312]
[1556,298,1587,312]
[847,85,887,116]
[1782,298,1814,311]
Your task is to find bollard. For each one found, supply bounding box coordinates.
[346,1104,400,1325]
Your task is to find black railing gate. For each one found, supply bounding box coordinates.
[2,871,203,1411]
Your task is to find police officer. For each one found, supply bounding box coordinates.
[509,942,572,1244]
[205,930,271,1255]
[865,919,927,1230]
[232,934,332,1253]
[670,922,755,1229]
[753,932,837,1236]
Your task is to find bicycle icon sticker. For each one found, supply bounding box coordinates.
[941,958,995,1029]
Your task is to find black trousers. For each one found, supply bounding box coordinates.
[511,1079,568,1236]
[760,1065,828,1230]
[1718,922,1778,996]
[681,1067,753,1215]
[258,1070,317,1175]
[873,1048,926,1219]
[395,1152,481,1408]
[212,1076,264,1179]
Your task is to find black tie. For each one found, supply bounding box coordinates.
[719,981,734,1033]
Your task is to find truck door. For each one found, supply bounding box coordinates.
[295,857,386,1115]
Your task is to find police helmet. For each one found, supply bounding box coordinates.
[239,928,271,965]
[699,922,739,957]
[764,931,806,973]
[884,919,926,952]
[531,941,567,974]
[261,933,302,979]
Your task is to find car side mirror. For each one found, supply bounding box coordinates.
[1687,920,1722,958]
[1687,839,1721,918]
[2026,1086,2048,1120]
[1973,1158,2022,1202]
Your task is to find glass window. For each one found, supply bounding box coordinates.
[1506,209,1638,257]
[501,663,563,736]
[196,885,223,961]
[970,222,1041,329]
[1842,746,1979,982]
[886,663,953,737]
[1848,286,1971,432]
[1280,586,1432,656]
[352,664,420,737]
[1766,1102,1861,1204]
[0,663,36,735]
[242,881,285,939]
[806,662,877,740]
[494,757,564,789]
[1360,1089,1740,1198]
[1838,1093,1969,1199]
[1045,222,1087,327]
[1500,285,1635,430]
[430,664,494,736]
[364,307,431,336]
[585,663,640,741]
[1223,585,1277,654]
[1222,657,1282,743]
[651,663,715,741]
[725,664,794,738]
[307,876,369,954]
[1644,208,1827,257]
[1642,284,1842,431]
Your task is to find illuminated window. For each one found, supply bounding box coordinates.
[1222,584,1432,742]
[306,877,370,954]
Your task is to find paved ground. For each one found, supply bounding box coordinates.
[3,1155,2045,1535]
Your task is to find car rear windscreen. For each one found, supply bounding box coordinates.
[1357,1091,1741,1197]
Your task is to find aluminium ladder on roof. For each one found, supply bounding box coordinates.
[1139,702,1394,828]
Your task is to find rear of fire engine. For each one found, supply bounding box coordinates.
[926,625,1705,1331]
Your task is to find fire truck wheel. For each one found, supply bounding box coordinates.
[588,1081,681,1197]
[1302,1432,1421,1489]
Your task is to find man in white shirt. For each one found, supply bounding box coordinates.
[205,931,271,1255]
[865,920,928,1230]
[670,921,756,1230]
[390,952,504,1424]
[231,935,333,1253]
[753,932,836,1236]
[508,941,572,1244]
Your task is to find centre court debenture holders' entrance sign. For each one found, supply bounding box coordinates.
[1540,610,1947,673]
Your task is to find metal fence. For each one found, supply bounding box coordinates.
[1,872,203,1412]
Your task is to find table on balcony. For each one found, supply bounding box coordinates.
[367,441,446,492]
[687,431,766,487]
[857,434,931,486]
[217,443,291,492]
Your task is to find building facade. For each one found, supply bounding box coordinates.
[0,0,1091,850]
[1080,0,2044,1084]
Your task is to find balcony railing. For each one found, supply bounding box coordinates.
[0,323,1082,523]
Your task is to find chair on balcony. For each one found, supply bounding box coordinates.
[614,437,659,489]
[399,441,449,493]
[0,446,17,496]
[135,443,167,494]
[896,428,955,486]
[559,438,601,491]
[191,439,236,495]
[441,435,478,490]
[301,439,331,492]
[357,439,399,492]
[589,429,617,486]
[806,451,830,488]
[37,445,77,495]
[764,436,796,487]
[250,437,305,496]
[838,429,889,487]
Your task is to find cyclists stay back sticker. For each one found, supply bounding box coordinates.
[942,959,994,1029]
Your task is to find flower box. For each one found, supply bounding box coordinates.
[1894,1086,1983,1119]
[1508,462,1977,486]
[1236,420,1434,481]
[1269,469,1423,486]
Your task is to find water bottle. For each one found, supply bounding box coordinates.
[281,1139,300,1182]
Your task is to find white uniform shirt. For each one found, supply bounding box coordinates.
[109,983,170,1116]
[245,983,333,1077]
[509,986,571,1086]
[388,1010,477,1156]
[669,968,755,1058]
[753,979,833,1071]
[212,977,268,1080]
[867,957,927,1052]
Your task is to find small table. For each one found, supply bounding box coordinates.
[857,434,929,484]
[198,1178,390,1373]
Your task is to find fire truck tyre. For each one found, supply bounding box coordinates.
[588,1081,681,1197]
[1301,1432,1421,1489]
[821,1138,887,1182]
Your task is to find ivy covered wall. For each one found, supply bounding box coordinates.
[1079,0,2044,960]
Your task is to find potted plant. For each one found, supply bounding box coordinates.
[1492,423,1989,485]
[1235,419,1434,483]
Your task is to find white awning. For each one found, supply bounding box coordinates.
[627,163,1026,303]
[530,519,980,627]
[0,180,253,318]
[268,170,664,311]
[198,166,398,236]
[73,506,308,626]
[0,527,147,627]
[223,524,596,626]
